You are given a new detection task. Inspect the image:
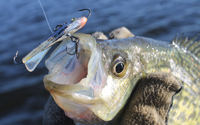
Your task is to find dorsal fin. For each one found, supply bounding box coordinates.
[171,34,200,59]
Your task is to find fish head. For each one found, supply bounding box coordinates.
[43,33,144,123]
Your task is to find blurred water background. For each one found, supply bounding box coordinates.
[0,0,199,124]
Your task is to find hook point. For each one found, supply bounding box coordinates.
[13,51,23,65]
[78,8,91,18]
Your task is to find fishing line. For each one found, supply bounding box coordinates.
[38,0,53,33]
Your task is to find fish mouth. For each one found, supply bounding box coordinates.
[43,33,107,123]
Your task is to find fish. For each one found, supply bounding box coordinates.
[43,33,200,124]
[14,9,91,72]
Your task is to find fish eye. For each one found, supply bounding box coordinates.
[112,53,127,77]
[114,62,125,73]
[71,18,77,22]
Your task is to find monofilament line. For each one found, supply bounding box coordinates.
[38,0,53,33]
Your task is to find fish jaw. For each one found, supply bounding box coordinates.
[43,33,107,123]
[43,33,140,123]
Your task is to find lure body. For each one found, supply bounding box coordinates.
[22,16,88,72]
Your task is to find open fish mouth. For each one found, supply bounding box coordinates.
[43,33,107,123]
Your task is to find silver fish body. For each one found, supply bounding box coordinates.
[44,33,200,124]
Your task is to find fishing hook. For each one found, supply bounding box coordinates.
[78,9,91,18]
[66,36,84,59]
[65,9,90,58]
[53,9,91,32]
[13,51,23,65]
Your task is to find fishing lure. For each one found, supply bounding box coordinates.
[14,9,91,72]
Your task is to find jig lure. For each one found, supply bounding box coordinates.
[14,9,91,72]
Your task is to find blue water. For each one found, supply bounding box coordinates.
[0,0,199,124]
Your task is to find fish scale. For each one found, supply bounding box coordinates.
[167,36,200,124]
[100,36,200,124]
[172,36,200,90]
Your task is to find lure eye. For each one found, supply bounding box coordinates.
[112,53,127,78]
[71,18,77,22]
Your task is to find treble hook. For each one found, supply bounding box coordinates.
[13,51,23,65]
[65,8,90,58]
[66,36,84,59]
[78,9,91,18]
